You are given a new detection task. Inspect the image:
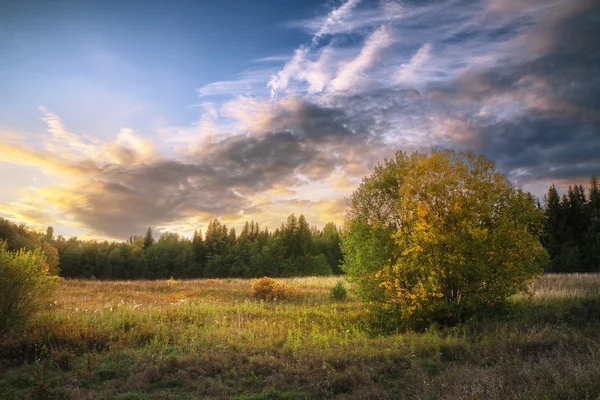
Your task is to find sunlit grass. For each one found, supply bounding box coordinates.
[1,274,599,399]
[531,273,600,298]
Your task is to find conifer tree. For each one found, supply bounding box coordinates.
[143,227,154,250]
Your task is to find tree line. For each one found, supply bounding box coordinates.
[542,175,600,272]
[0,175,598,280]
[0,214,343,279]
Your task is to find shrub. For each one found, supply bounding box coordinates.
[0,241,56,335]
[251,277,297,301]
[330,280,347,301]
[342,150,549,328]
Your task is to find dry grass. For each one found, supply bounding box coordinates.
[1,274,599,399]
[531,273,600,298]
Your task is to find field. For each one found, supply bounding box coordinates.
[1,274,600,399]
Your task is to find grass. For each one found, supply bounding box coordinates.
[1,274,600,399]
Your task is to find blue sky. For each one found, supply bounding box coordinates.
[1,0,598,239]
[0,0,317,135]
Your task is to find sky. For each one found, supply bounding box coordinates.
[0,0,599,240]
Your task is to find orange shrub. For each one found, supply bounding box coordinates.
[250,277,298,301]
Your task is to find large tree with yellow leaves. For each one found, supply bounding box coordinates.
[342,150,548,327]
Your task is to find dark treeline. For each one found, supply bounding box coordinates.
[0,214,343,279]
[2,176,599,279]
[543,175,600,272]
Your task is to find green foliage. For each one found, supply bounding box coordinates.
[0,218,42,252]
[41,242,60,276]
[343,150,549,328]
[314,222,344,274]
[0,241,56,335]
[0,213,344,280]
[330,280,347,301]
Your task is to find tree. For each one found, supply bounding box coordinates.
[45,226,54,243]
[584,176,600,271]
[143,227,154,250]
[41,241,60,276]
[589,175,600,218]
[342,150,549,327]
[192,229,205,257]
[315,222,344,274]
[297,214,314,256]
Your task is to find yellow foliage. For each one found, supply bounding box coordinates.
[343,150,549,326]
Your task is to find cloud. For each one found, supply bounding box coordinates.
[253,55,291,63]
[424,0,600,183]
[267,47,308,97]
[285,0,404,38]
[267,43,339,97]
[197,79,257,98]
[1,96,380,238]
[311,0,361,46]
[268,0,364,98]
[0,130,25,144]
[328,26,396,92]
[395,43,433,85]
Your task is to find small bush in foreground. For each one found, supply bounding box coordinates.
[0,241,56,335]
[330,280,347,301]
[251,277,297,301]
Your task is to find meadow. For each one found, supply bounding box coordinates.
[1,274,600,399]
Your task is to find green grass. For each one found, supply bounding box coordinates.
[1,274,600,399]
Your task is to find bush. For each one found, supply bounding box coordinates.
[251,277,297,301]
[330,280,347,301]
[0,241,56,335]
[342,150,549,328]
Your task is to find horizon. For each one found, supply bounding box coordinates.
[1,0,598,241]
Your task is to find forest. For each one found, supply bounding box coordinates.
[0,214,343,280]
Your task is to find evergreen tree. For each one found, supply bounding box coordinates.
[543,185,563,270]
[143,227,154,250]
[297,214,313,255]
[584,176,600,271]
[229,227,237,243]
[45,226,54,243]
[192,229,206,269]
[318,222,344,274]
[588,175,600,219]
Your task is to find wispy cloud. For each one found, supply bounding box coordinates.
[395,43,433,85]
[268,48,308,97]
[285,0,404,38]
[252,55,291,63]
[311,0,361,46]
[268,0,365,98]
[328,26,396,93]
[197,79,257,98]
[267,44,337,96]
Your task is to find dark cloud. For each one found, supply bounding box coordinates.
[465,114,600,183]
[416,0,600,186]
[57,99,377,238]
